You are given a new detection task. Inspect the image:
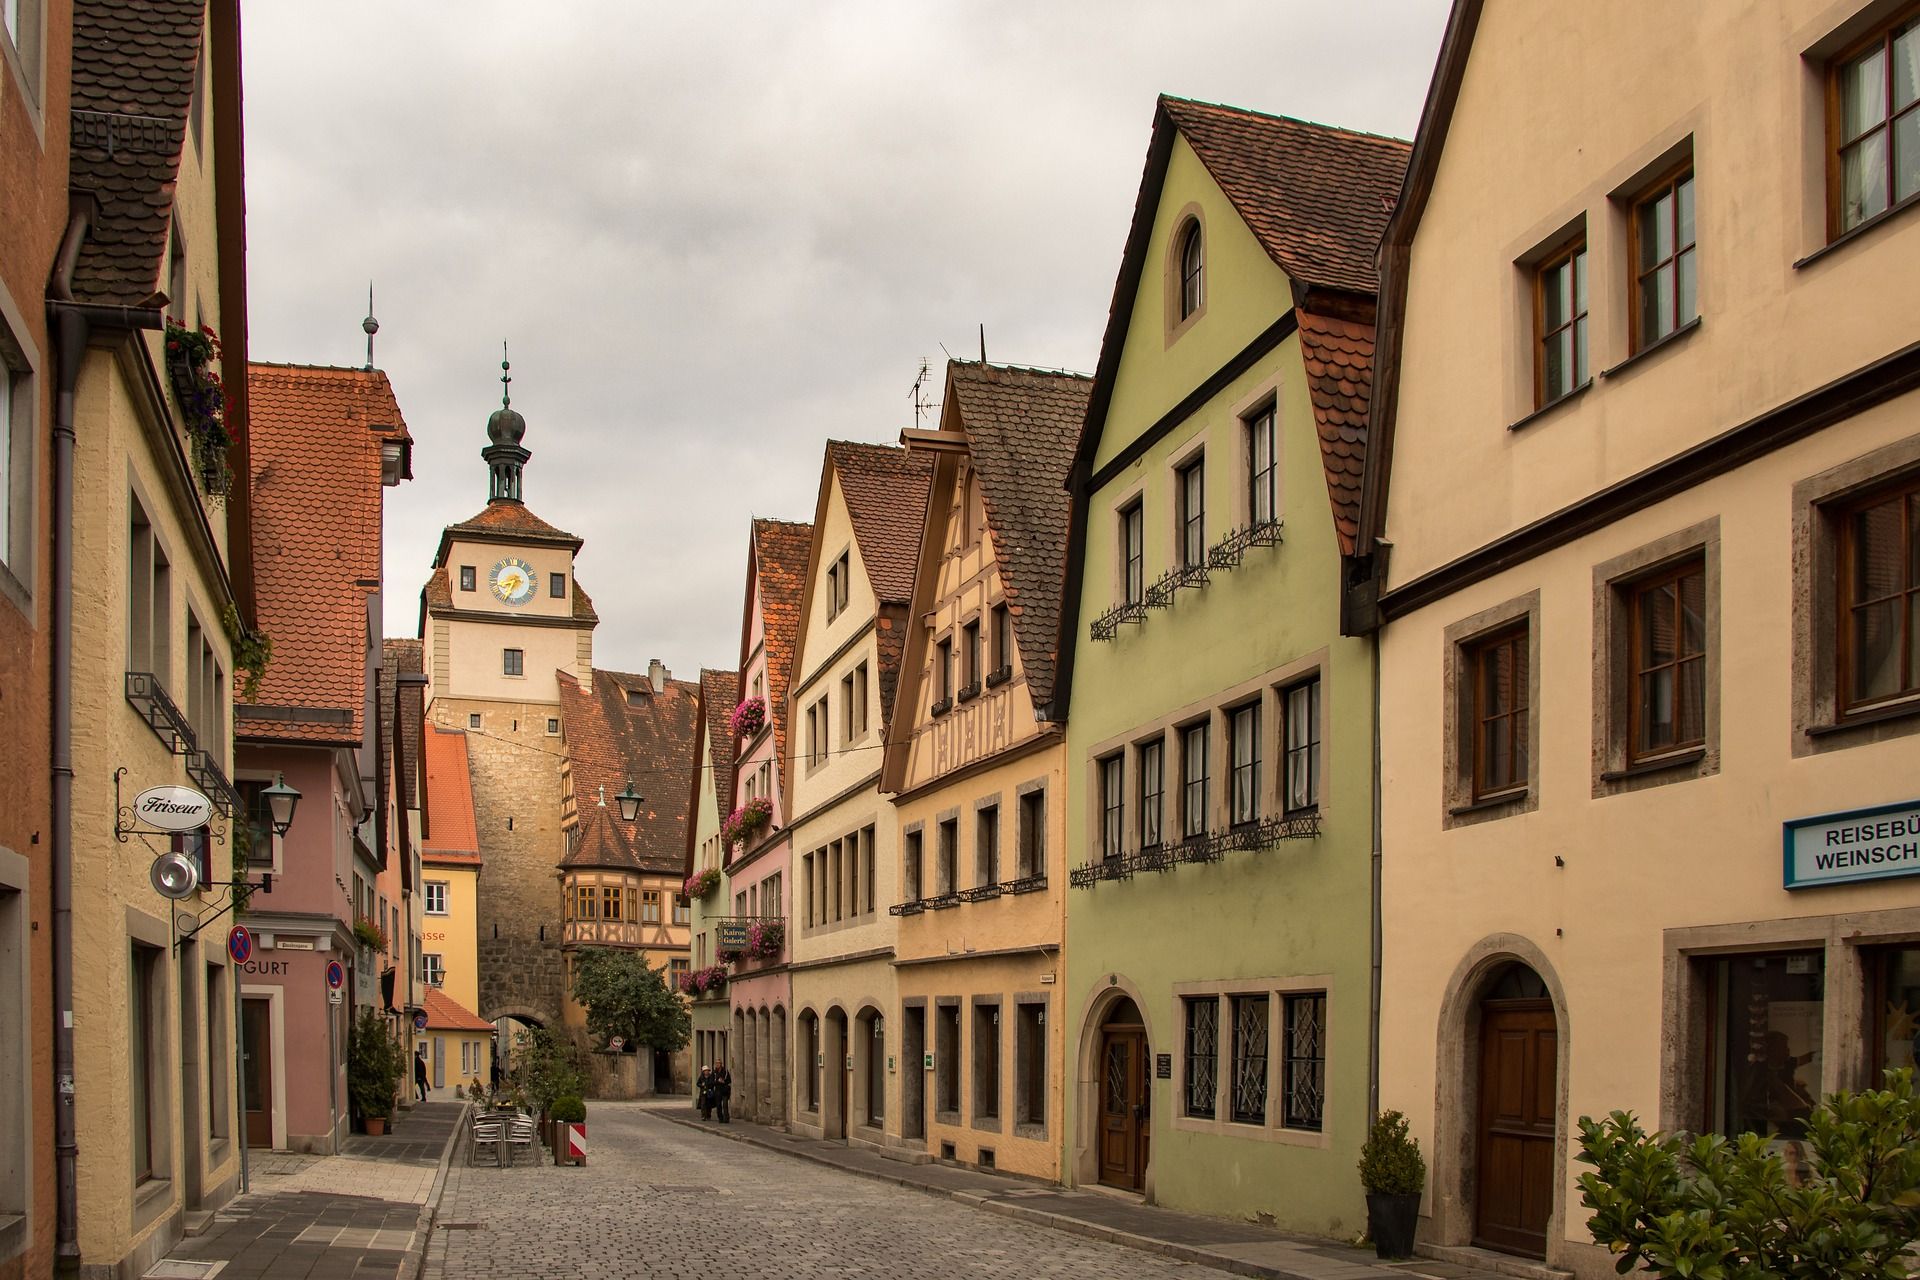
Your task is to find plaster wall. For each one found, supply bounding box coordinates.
[442,538,576,621]
[421,862,479,1014]
[236,949,345,1151]
[441,618,581,708]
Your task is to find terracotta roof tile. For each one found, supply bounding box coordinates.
[946,362,1091,711]
[699,668,741,823]
[383,639,425,801]
[424,986,493,1033]
[422,726,481,863]
[67,0,205,306]
[239,364,408,745]
[433,500,581,565]
[557,670,700,875]
[826,441,932,606]
[1160,96,1410,295]
[749,519,812,801]
[1296,310,1378,557]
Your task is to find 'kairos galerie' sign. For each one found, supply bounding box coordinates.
[134,785,213,832]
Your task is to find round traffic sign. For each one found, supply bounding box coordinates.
[413,1010,428,1032]
[326,959,345,990]
[227,924,253,965]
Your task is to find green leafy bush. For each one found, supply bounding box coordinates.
[1578,1069,1920,1278]
[549,1095,586,1123]
[1359,1109,1427,1195]
[509,1026,585,1118]
[347,1007,402,1121]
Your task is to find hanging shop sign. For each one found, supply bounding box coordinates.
[715,918,750,952]
[133,785,214,832]
[1784,800,1920,890]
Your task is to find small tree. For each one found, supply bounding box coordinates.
[1578,1069,1920,1278]
[347,1007,402,1121]
[510,1025,584,1120]
[569,947,691,1053]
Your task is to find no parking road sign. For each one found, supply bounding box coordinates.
[326,959,345,990]
[227,924,253,965]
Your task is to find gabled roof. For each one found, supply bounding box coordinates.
[424,986,493,1033]
[556,669,700,875]
[826,441,932,607]
[685,668,741,876]
[746,519,812,804]
[433,500,582,565]
[422,726,481,866]
[1298,311,1379,555]
[236,364,408,746]
[944,361,1091,711]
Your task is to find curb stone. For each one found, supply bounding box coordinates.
[404,1099,470,1280]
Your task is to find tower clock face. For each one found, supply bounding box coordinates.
[489,557,537,607]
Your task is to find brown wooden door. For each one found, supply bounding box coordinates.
[1098,1029,1149,1190]
[241,997,272,1148]
[1475,1001,1557,1256]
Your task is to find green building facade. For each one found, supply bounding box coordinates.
[1053,97,1408,1237]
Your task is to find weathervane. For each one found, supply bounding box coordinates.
[501,341,512,408]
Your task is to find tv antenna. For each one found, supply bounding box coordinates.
[910,358,936,429]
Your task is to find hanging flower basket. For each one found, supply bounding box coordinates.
[352,917,388,954]
[682,964,727,995]
[728,697,766,740]
[745,919,784,959]
[720,796,774,850]
[164,321,233,500]
[683,868,721,899]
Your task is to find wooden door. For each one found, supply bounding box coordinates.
[241,997,272,1148]
[1098,1029,1148,1190]
[1475,1001,1557,1256]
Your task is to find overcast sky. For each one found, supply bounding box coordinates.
[240,1,1448,680]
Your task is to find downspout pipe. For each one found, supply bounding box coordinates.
[1368,627,1384,1126]
[48,198,165,1273]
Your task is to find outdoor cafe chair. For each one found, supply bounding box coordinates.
[469,1114,503,1167]
[504,1113,537,1167]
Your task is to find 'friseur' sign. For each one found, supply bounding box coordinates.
[1784,801,1920,889]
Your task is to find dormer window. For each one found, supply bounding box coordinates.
[1178,220,1204,319]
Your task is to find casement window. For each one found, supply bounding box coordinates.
[1469,626,1530,801]
[1183,996,1219,1119]
[1839,477,1920,711]
[459,566,475,591]
[1830,11,1920,236]
[808,697,828,766]
[1627,559,1707,761]
[827,551,850,620]
[424,881,448,915]
[502,648,523,676]
[962,619,982,691]
[853,662,869,734]
[1246,403,1277,527]
[991,605,1013,678]
[801,857,814,927]
[841,670,855,741]
[936,1003,962,1115]
[936,818,958,895]
[903,829,923,901]
[1119,501,1145,605]
[673,894,690,925]
[1138,739,1164,848]
[422,953,444,987]
[669,957,690,981]
[130,942,164,1183]
[0,336,31,587]
[468,712,481,729]
[642,890,661,923]
[1178,456,1206,569]
[602,886,623,921]
[1181,720,1209,839]
[549,572,565,598]
[976,804,1000,887]
[973,1001,1001,1122]
[764,872,781,920]
[1016,788,1045,879]
[1535,238,1589,406]
[1282,993,1326,1131]
[1177,219,1205,320]
[863,824,877,915]
[546,717,559,735]
[1099,754,1125,859]
[1282,676,1321,813]
[1229,702,1260,827]
[1014,1001,1046,1130]
[1706,951,1823,1140]
[1229,994,1269,1125]
[1871,946,1920,1077]
[1632,168,1698,349]
[127,496,172,687]
[935,637,953,705]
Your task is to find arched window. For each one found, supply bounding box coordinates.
[1178,220,1204,320]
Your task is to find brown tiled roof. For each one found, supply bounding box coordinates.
[699,668,740,824]
[749,518,813,802]
[1160,96,1409,296]
[826,442,932,606]
[1297,311,1377,556]
[382,639,425,801]
[434,500,581,564]
[422,726,481,864]
[557,670,700,874]
[67,0,203,306]
[238,364,408,746]
[424,986,493,1033]
[946,362,1091,711]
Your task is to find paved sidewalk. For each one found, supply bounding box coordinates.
[157,1101,466,1279]
[646,1101,1521,1280]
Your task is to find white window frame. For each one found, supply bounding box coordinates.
[424,881,449,916]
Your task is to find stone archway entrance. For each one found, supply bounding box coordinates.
[1473,963,1557,1257]
[823,1008,849,1141]
[1097,997,1150,1191]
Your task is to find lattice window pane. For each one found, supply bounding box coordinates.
[1283,993,1326,1131]
[1184,997,1218,1118]
[1230,995,1268,1124]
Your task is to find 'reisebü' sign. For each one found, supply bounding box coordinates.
[134,785,214,832]
[1784,800,1920,889]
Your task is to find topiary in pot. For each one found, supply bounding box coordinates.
[549,1094,587,1165]
[1359,1109,1427,1260]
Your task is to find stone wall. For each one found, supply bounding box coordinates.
[477,932,566,1030]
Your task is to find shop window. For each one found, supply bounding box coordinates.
[1707,951,1824,1142]
[936,1003,962,1117]
[130,942,166,1183]
[972,1001,1000,1124]
[1014,1001,1046,1131]
[1871,945,1920,1077]
[1,872,28,1233]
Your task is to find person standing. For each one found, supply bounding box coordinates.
[696,1065,714,1121]
[414,1046,431,1102]
[714,1062,732,1124]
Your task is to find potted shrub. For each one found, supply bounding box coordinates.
[1359,1109,1426,1260]
[550,1095,587,1165]
[347,1007,402,1136]
[352,916,388,954]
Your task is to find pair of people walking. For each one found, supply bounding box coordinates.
[696,1063,732,1123]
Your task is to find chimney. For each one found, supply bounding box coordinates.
[648,658,667,694]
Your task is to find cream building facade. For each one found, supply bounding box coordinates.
[785,442,929,1147]
[1355,2,1920,1273]
[881,361,1088,1178]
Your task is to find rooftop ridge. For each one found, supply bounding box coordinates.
[1159,93,1413,148]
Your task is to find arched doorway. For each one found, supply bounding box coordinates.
[770,1007,789,1128]
[823,1008,850,1141]
[1473,962,1557,1257]
[855,1007,885,1131]
[1097,997,1150,1191]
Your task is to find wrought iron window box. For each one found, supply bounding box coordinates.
[1089,601,1147,642]
[984,665,1013,689]
[125,671,241,817]
[1144,565,1207,610]
[1069,815,1320,888]
[1004,873,1047,895]
[1070,856,1133,888]
[889,899,927,917]
[957,884,1004,903]
[929,697,953,717]
[925,892,961,911]
[956,682,982,704]
[1207,519,1284,570]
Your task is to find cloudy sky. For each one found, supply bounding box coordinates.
[240,1,1448,680]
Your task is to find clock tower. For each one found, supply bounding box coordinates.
[419,360,598,1035]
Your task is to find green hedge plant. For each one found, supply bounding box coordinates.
[549,1095,586,1124]
[1359,1109,1427,1195]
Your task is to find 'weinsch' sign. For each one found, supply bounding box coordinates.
[1784,801,1920,889]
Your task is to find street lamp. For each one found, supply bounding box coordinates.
[262,772,302,837]
[615,779,643,822]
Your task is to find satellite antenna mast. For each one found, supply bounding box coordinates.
[910,358,934,430]
[361,283,378,370]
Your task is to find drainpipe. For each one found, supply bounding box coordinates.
[48,198,166,1274]
[1368,632,1384,1124]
